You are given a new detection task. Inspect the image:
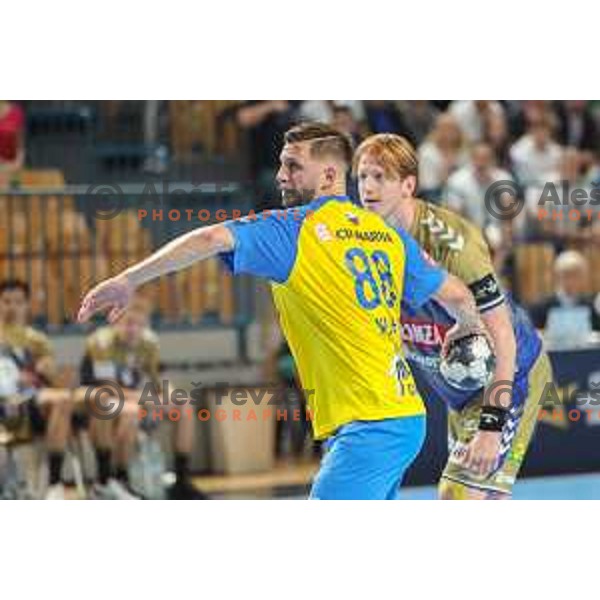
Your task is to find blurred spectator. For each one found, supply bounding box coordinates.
[397,101,439,146]
[418,112,468,197]
[524,147,599,248]
[80,293,206,500]
[487,221,516,284]
[364,101,413,140]
[507,100,556,139]
[555,101,599,161]
[298,100,365,124]
[529,250,600,337]
[448,100,505,143]
[0,101,25,184]
[0,279,72,500]
[445,142,513,229]
[331,105,362,146]
[235,101,298,207]
[484,110,511,168]
[509,117,562,186]
[298,100,334,123]
[80,294,159,500]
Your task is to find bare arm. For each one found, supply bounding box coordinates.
[435,273,516,409]
[78,224,234,323]
[450,301,517,478]
[435,275,515,477]
[434,273,484,335]
[237,101,288,128]
[480,303,516,409]
[124,224,233,286]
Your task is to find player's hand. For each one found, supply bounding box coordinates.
[441,321,488,359]
[453,430,502,478]
[77,275,135,324]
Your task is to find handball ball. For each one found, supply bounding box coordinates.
[440,333,496,391]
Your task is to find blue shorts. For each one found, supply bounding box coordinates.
[309,415,426,500]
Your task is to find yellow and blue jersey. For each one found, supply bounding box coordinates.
[221,195,447,439]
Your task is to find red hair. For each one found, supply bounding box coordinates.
[353,134,418,184]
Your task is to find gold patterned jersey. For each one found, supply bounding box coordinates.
[0,324,56,393]
[80,326,160,390]
[401,199,543,410]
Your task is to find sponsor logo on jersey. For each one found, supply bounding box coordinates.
[400,318,451,349]
[315,223,333,242]
[406,351,442,371]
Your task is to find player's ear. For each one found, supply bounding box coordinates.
[401,175,417,198]
[324,165,336,184]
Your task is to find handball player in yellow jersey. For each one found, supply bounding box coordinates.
[78,123,484,500]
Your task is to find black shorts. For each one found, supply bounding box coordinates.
[27,396,47,436]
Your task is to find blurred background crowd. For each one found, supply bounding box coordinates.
[1,100,599,498]
[2,100,600,330]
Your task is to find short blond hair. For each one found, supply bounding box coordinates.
[353,134,418,186]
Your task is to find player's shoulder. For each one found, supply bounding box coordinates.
[313,197,401,244]
[415,199,483,252]
[315,196,386,226]
[228,205,312,244]
[304,195,355,218]
[421,200,474,230]
[243,196,366,225]
[415,200,500,290]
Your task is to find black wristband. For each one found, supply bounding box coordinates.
[478,406,508,432]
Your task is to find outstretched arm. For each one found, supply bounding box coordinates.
[77,224,234,323]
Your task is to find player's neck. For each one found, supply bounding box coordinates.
[318,181,347,199]
[388,197,417,232]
